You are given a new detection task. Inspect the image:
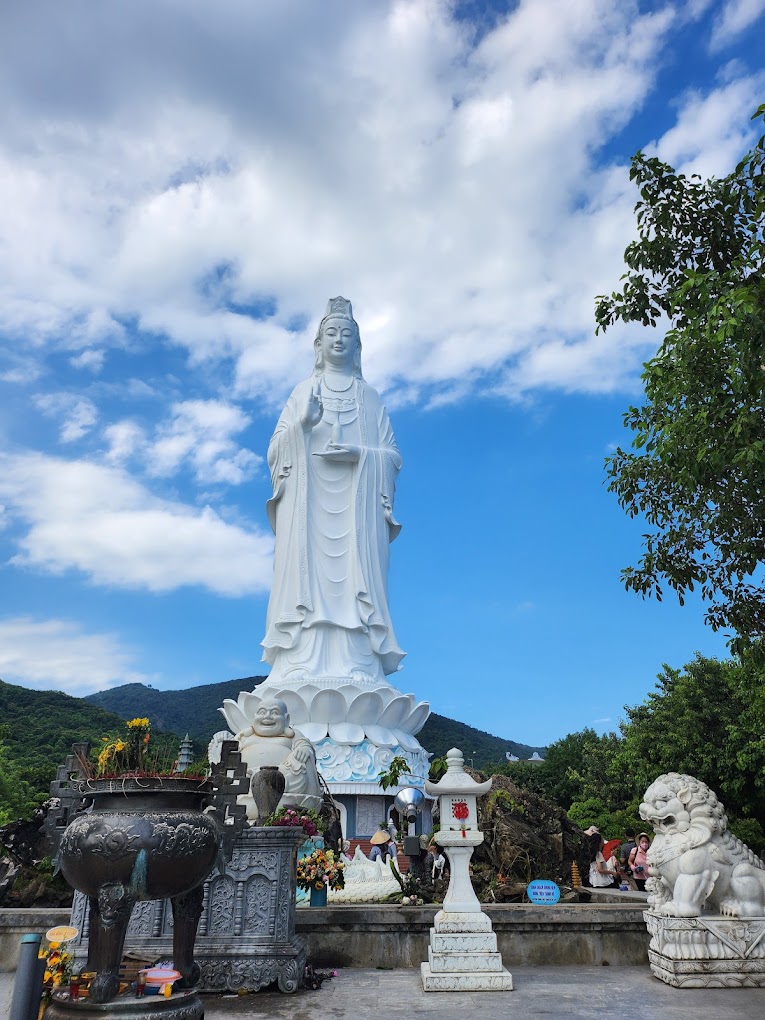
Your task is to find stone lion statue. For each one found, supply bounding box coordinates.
[640,772,765,917]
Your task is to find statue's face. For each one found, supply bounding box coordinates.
[319,316,358,369]
[640,779,690,834]
[253,700,289,737]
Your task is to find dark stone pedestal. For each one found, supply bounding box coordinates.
[43,988,203,1020]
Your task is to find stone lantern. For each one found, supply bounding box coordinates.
[421,747,513,991]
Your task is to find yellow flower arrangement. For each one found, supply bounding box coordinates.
[83,715,206,779]
[39,938,73,995]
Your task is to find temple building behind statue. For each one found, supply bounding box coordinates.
[217,297,431,840]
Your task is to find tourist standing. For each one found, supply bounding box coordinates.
[619,828,637,877]
[629,833,651,891]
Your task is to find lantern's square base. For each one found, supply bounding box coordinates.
[422,910,513,992]
[421,961,514,991]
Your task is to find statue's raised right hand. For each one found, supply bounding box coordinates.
[301,383,323,430]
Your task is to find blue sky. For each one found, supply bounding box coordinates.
[0,0,763,747]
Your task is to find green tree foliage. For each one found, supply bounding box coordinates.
[0,680,130,804]
[378,755,413,790]
[0,725,39,824]
[618,654,765,824]
[596,105,765,650]
[484,654,765,847]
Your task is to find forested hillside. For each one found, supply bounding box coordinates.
[417,712,542,763]
[86,677,266,743]
[0,675,543,824]
[0,680,130,821]
[0,680,127,787]
[87,679,543,765]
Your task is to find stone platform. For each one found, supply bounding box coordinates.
[0,903,651,974]
[7,967,765,1020]
[646,910,765,988]
[42,988,203,1020]
[421,910,513,991]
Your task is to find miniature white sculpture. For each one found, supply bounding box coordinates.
[640,772,765,917]
[225,298,430,795]
[206,729,235,766]
[219,696,322,820]
[420,748,513,992]
[640,772,765,988]
[328,846,400,903]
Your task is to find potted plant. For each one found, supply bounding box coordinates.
[296,848,345,906]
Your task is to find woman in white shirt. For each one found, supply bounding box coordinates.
[587,830,617,888]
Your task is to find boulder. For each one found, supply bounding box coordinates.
[468,772,590,901]
[0,806,74,907]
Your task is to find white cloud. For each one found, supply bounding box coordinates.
[0,0,678,406]
[0,1,759,410]
[650,76,765,179]
[35,392,99,442]
[104,420,145,463]
[105,399,261,485]
[710,0,765,50]
[0,452,273,595]
[0,616,151,694]
[70,348,106,372]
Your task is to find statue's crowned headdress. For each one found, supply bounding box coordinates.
[324,296,354,321]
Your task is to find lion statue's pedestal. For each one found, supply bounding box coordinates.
[645,913,765,987]
[640,772,765,987]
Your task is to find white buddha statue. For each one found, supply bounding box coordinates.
[261,296,405,688]
[234,696,322,820]
[220,298,429,794]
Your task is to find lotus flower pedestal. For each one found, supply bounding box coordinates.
[221,681,432,837]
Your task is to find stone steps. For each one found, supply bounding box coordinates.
[422,909,513,992]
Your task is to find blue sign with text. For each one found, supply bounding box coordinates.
[527,879,561,905]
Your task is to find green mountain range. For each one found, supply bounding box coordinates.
[85,677,544,765]
[0,676,544,813]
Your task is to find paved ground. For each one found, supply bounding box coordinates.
[3,966,765,1020]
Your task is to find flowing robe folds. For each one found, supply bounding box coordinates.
[262,376,404,687]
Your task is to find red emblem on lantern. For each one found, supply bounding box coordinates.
[452,800,469,821]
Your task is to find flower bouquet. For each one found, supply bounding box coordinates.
[296,848,345,891]
[265,805,325,839]
[39,930,75,1004]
